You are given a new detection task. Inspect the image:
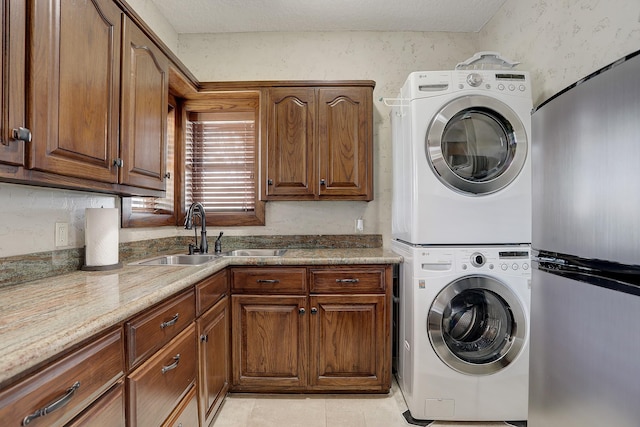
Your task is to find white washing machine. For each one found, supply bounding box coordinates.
[391,70,533,245]
[392,240,530,423]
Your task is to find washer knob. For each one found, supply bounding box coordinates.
[471,252,485,267]
[466,73,483,87]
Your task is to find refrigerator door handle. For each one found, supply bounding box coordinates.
[532,256,567,266]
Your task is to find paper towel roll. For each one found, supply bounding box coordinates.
[84,208,120,270]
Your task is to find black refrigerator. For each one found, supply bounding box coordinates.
[530,50,640,426]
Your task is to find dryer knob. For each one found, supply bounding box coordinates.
[466,73,483,87]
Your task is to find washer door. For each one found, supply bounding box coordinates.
[426,95,527,195]
[427,275,526,375]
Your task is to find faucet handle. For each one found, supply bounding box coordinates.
[188,243,197,255]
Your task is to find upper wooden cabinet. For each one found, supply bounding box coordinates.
[120,18,168,191]
[25,0,168,192]
[28,0,122,184]
[0,0,27,167]
[263,83,374,201]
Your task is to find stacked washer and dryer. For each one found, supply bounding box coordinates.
[391,56,533,426]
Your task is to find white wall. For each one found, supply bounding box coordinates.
[2,1,639,257]
[479,0,640,107]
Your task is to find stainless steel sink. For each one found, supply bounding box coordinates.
[219,249,287,257]
[135,254,220,266]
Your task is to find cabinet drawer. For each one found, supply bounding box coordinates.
[309,266,387,293]
[0,329,123,427]
[162,385,198,427]
[66,381,125,427]
[196,269,229,315]
[128,323,196,427]
[126,289,195,369]
[231,267,307,294]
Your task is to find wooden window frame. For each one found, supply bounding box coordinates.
[182,92,265,227]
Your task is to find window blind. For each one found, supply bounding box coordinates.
[185,111,256,213]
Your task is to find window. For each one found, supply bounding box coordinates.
[183,93,265,226]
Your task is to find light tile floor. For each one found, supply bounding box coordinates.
[212,378,513,427]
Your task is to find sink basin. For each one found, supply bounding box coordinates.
[220,249,287,257]
[135,254,219,266]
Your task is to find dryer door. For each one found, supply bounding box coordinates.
[427,275,526,375]
[426,95,527,195]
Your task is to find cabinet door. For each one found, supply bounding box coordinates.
[309,294,389,391]
[0,0,26,166]
[264,87,316,199]
[317,87,373,200]
[28,0,121,182]
[197,296,229,426]
[231,294,308,391]
[120,18,168,191]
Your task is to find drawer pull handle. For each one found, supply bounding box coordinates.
[22,381,80,426]
[256,279,280,284]
[161,354,181,374]
[160,313,179,329]
[336,278,360,283]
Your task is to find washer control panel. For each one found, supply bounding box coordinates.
[456,247,531,276]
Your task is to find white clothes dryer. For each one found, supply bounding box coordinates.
[392,240,530,423]
[391,70,533,245]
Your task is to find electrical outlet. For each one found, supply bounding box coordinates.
[355,218,364,233]
[55,222,69,247]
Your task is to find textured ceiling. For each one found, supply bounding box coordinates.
[149,0,507,33]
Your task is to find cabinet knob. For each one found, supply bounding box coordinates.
[113,158,124,168]
[299,308,306,315]
[311,307,318,314]
[267,179,273,185]
[11,127,32,144]
[320,179,326,186]
[200,334,208,343]
[164,172,171,179]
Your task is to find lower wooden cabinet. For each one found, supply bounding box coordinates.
[231,294,308,391]
[127,323,197,427]
[197,295,230,426]
[230,265,392,393]
[66,381,126,427]
[162,384,199,427]
[309,294,387,391]
[0,328,124,427]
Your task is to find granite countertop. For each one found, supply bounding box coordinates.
[0,248,401,388]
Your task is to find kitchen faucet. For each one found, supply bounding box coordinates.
[185,202,208,254]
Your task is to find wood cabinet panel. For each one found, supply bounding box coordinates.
[309,265,388,294]
[231,294,308,390]
[265,87,316,198]
[127,323,197,427]
[66,381,125,427]
[0,0,27,166]
[196,268,229,316]
[162,384,199,427]
[263,84,374,201]
[120,18,168,191]
[318,87,372,199]
[0,328,123,427]
[231,267,307,294]
[126,289,195,369]
[309,294,388,391]
[28,0,121,182]
[197,296,229,426]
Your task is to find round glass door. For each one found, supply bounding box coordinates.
[426,95,528,195]
[427,275,526,375]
